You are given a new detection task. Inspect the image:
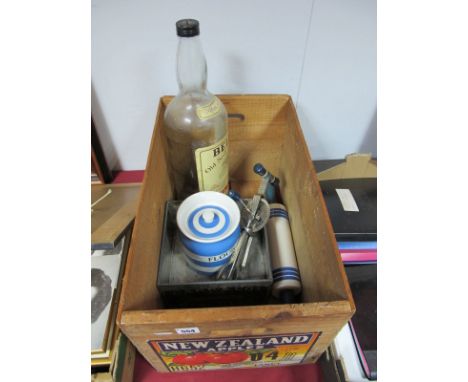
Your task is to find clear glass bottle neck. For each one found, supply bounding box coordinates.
[176,36,207,94]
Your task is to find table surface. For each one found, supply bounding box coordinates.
[133,350,323,382]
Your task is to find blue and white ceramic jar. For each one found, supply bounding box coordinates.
[176,191,241,275]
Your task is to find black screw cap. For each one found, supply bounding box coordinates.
[176,19,200,37]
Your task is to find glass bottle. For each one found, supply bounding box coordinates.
[164,19,229,200]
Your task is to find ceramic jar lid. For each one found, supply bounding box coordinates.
[176,191,240,243]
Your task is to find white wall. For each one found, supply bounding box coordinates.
[92,0,376,170]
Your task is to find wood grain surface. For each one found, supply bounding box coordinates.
[91,184,141,249]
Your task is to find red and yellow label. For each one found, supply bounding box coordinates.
[148,332,321,372]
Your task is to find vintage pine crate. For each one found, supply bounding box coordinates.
[117,94,355,373]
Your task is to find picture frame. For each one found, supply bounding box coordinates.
[92,116,113,184]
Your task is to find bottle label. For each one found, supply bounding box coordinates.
[195,135,229,192]
[196,98,222,120]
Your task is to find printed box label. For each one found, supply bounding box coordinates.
[148,332,321,372]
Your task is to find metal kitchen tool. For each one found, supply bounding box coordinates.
[218,232,249,280]
[228,190,254,217]
[216,170,271,280]
[240,199,270,268]
[238,166,272,270]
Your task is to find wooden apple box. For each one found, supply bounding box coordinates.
[117,95,355,373]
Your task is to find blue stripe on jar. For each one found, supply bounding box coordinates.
[270,213,288,219]
[184,257,226,275]
[270,208,288,214]
[184,248,233,264]
[198,212,220,228]
[273,274,301,281]
[185,253,232,268]
[187,205,230,239]
[179,225,240,256]
[273,267,299,274]
[273,271,300,279]
[270,208,289,218]
[270,213,289,220]
[273,267,301,281]
[273,275,301,282]
[270,208,288,213]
